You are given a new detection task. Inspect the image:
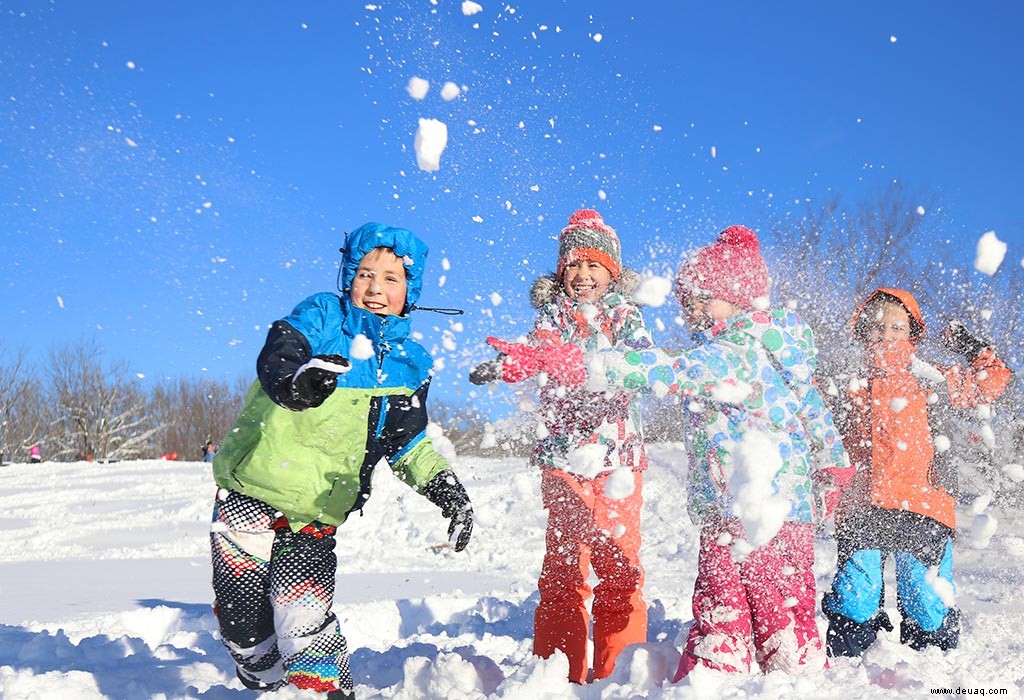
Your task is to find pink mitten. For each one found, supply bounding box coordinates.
[539,342,586,388]
[813,465,854,520]
[486,337,542,383]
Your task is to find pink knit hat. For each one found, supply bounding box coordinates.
[557,209,622,280]
[675,225,770,310]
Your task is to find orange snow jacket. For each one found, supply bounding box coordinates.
[837,288,1011,530]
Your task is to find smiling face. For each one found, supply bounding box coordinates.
[349,247,408,316]
[561,256,613,303]
[861,300,912,344]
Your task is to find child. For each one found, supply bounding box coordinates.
[587,225,851,679]
[210,222,474,699]
[821,288,1011,656]
[471,209,654,684]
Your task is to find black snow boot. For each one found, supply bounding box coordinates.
[824,606,893,658]
[326,689,356,700]
[901,607,960,651]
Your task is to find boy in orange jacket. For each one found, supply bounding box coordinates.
[822,288,1011,656]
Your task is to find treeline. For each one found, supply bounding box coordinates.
[0,338,249,463]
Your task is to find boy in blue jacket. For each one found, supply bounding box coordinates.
[210,222,473,699]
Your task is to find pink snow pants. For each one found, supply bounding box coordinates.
[675,519,824,681]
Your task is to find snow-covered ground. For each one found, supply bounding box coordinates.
[1,447,1022,699]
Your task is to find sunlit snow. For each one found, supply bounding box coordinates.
[406,76,429,100]
[414,118,448,172]
[974,231,1006,275]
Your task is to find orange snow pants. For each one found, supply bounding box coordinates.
[533,468,647,684]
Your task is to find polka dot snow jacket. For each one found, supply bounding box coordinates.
[602,308,850,525]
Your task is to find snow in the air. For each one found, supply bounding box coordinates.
[974,231,1006,275]
[405,77,429,100]
[413,118,448,172]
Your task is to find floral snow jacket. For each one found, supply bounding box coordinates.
[527,272,654,477]
[602,308,850,525]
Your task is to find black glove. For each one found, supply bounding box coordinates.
[941,319,988,360]
[422,470,473,552]
[468,356,504,385]
[290,354,351,408]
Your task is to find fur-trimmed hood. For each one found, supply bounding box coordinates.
[529,268,643,308]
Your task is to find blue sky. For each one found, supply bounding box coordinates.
[2,1,1022,410]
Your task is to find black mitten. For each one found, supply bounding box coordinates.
[941,319,988,360]
[422,470,473,551]
[468,356,504,385]
[290,354,351,408]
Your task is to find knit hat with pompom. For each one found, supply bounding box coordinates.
[675,225,770,310]
[557,209,622,280]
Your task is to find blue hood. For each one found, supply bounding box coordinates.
[341,222,429,314]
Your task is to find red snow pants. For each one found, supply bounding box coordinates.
[533,468,647,684]
[675,519,824,681]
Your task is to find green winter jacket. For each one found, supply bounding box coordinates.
[213,222,450,531]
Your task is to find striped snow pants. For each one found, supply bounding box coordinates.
[210,490,353,694]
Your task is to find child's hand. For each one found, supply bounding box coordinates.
[468,356,504,385]
[538,342,586,388]
[486,337,542,382]
[291,354,351,408]
[941,319,988,360]
[422,470,474,552]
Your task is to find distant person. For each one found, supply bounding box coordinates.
[209,222,473,700]
[202,440,217,463]
[471,209,653,684]
[159,451,178,461]
[29,445,41,463]
[821,289,1011,656]
[565,225,851,679]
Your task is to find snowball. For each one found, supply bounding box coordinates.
[593,33,603,42]
[605,468,635,500]
[440,81,461,101]
[489,292,502,306]
[566,443,608,479]
[933,434,951,452]
[414,118,448,172]
[729,431,789,548]
[916,206,926,215]
[426,422,457,463]
[461,1,483,15]
[925,567,957,606]
[406,76,429,100]
[974,231,1006,276]
[350,334,375,360]
[970,491,993,515]
[711,381,753,405]
[890,397,908,412]
[966,512,998,549]
[632,275,672,307]
[1002,464,1024,483]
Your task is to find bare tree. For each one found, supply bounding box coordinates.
[46,339,160,460]
[147,375,249,460]
[765,183,944,375]
[0,343,45,463]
